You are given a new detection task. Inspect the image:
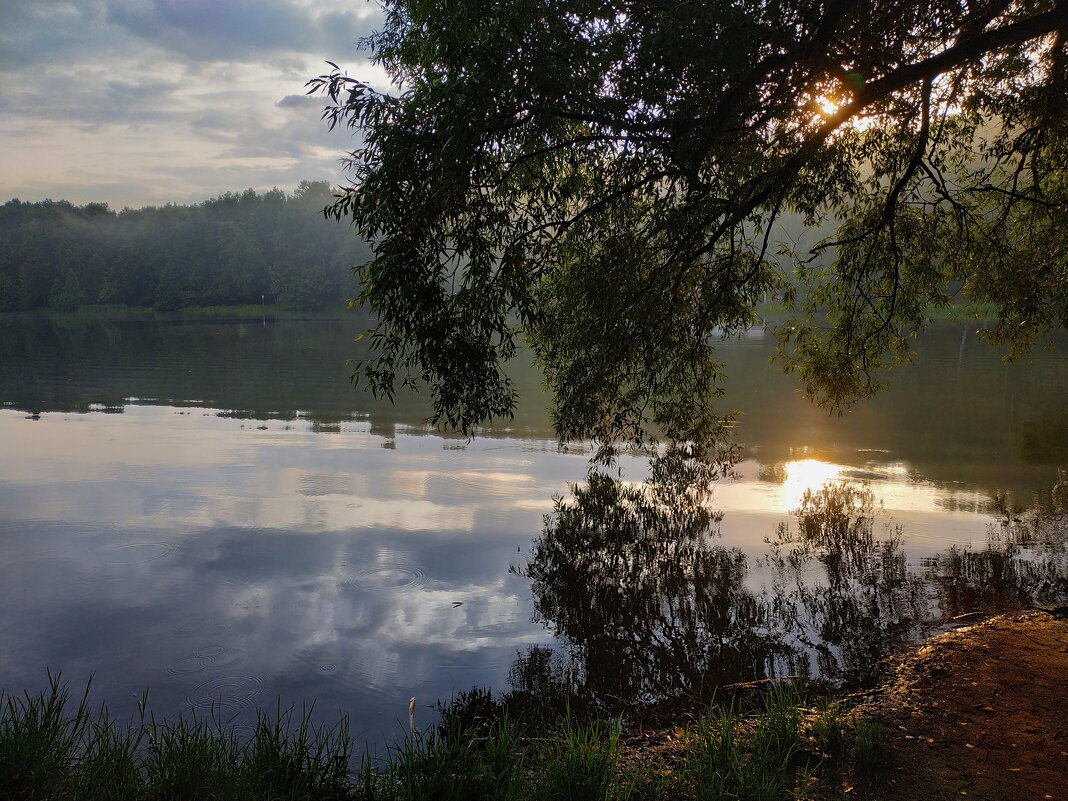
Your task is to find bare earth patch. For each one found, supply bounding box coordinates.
[866,611,1068,801]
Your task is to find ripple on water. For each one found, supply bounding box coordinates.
[298,473,352,497]
[343,550,428,592]
[290,644,400,698]
[104,541,173,565]
[438,655,504,674]
[82,539,174,583]
[218,573,262,598]
[188,674,265,713]
[167,645,247,676]
[430,471,527,500]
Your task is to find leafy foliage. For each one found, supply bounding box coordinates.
[311,0,1067,446]
[0,182,369,313]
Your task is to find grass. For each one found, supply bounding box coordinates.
[850,719,888,771]
[534,714,621,800]
[683,685,809,801]
[0,675,353,801]
[0,676,889,801]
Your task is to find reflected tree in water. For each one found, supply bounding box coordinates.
[765,482,929,685]
[924,508,1068,617]
[518,448,796,710]
[767,481,1068,682]
[1020,412,1068,468]
[512,459,1068,715]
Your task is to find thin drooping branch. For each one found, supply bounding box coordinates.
[311,0,1068,443]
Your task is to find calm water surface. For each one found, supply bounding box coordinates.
[1,313,1066,744]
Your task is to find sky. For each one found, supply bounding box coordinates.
[0,0,388,209]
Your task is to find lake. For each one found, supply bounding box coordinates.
[1,312,1066,745]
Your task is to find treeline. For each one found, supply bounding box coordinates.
[0,181,369,312]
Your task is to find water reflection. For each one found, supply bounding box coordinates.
[763,482,927,684]
[519,449,791,709]
[0,314,549,437]
[4,316,1068,746]
[4,314,1068,498]
[924,512,1068,617]
[0,516,547,738]
[778,460,843,510]
[513,463,1068,716]
[1020,411,1068,466]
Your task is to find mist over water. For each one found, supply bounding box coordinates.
[1,313,1066,745]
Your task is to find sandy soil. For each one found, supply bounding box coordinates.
[866,610,1068,801]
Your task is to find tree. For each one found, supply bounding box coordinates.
[49,268,86,312]
[311,0,1067,452]
[0,188,364,312]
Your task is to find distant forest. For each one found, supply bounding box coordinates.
[0,181,369,312]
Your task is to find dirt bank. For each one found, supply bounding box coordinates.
[866,610,1068,801]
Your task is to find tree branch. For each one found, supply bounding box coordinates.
[857,9,1065,107]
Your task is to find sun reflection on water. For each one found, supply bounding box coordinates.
[780,459,843,511]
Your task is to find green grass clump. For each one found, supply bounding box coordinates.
[1,677,889,801]
[807,702,848,757]
[363,713,625,801]
[140,713,242,801]
[370,719,526,801]
[533,714,622,801]
[0,675,355,801]
[684,685,811,801]
[0,674,91,800]
[75,712,142,801]
[850,719,887,771]
[241,705,353,800]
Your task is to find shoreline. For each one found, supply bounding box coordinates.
[3,611,1063,799]
[856,609,1068,800]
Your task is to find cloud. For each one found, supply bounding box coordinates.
[0,1,114,70]
[108,0,311,58]
[276,94,320,109]
[104,0,381,62]
[0,0,384,207]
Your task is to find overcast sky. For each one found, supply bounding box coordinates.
[0,0,387,208]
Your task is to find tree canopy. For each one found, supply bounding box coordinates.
[0,182,368,312]
[312,0,1067,453]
